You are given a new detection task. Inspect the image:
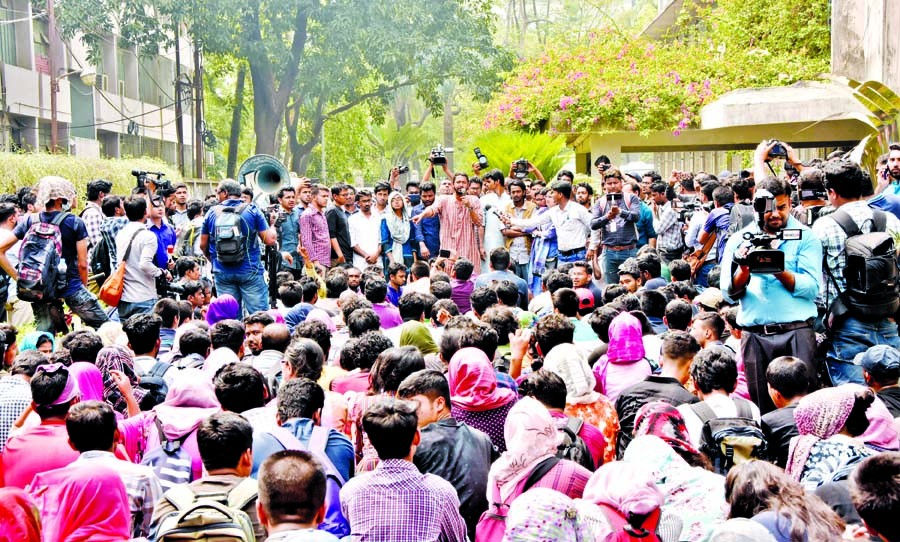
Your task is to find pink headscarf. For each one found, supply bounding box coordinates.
[153,368,220,439]
[582,462,663,517]
[206,294,240,325]
[448,347,516,412]
[27,463,130,542]
[67,362,104,402]
[786,386,857,480]
[488,396,561,502]
[607,312,645,363]
[846,383,899,451]
[0,488,41,542]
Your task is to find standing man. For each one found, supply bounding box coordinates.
[170,183,190,230]
[412,173,484,269]
[344,185,357,215]
[0,204,16,322]
[274,186,302,281]
[147,196,176,282]
[372,182,391,223]
[201,179,277,315]
[501,178,536,283]
[326,184,353,266]
[480,169,511,273]
[650,182,684,263]
[590,168,642,284]
[872,142,900,198]
[411,182,440,260]
[574,181,594,210]
[721,178,821,414]
[300,184,333,270]
[348,189,382,271]
[81,179,112,252]
[117,196,165,320]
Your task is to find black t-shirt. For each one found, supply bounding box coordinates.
[761,403,799,469]
[325,206,352,263]
[14,211,88,297]
[614,375,698,459]
[877,387,900,418]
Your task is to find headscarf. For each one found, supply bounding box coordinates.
[67,362,104,402]
[384,191,410,264]
[846,383,900,451]
[399,321,438,355]
[95,345,146,416]
[33,176,77,210]
[582,462,663,518]
[607,312,644,363]
[96,322,129,347]
[206,294,240,325]
[28,463,130,542]
[32,364,79,406]
[542,343,600,405]
[786,386,857,480]
[488,396,561,502]
[448,347,516,412]
[503,487,598,542]
[268,309,285,324]
[20,331,53,353]
[0,488,41,542]
[153,368,220,439]
[634,401,700,457]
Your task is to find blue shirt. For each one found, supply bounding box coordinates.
[380,219,420,260]
[411,203,441,257]
[277,207,302,270]
[148,220,176,269]
[720,216,821,326]
[201,199,269,275]
[636,202,657,247]
[704,204,732,261]
[386,284,403,307]
[13,211,88,297]
[250,417,355,483]
[868,193,900,221]
[474,270,529,310]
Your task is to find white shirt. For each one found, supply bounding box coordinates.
[677,393,761,451]
[348,211,383,270]
[116,222,161,303]
[510,201,592,252]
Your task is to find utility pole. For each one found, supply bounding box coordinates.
[193,38,203,179]
[47,0,59,153]
[173,23,185,176]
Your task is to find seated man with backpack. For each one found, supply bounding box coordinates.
[149,411,267,542]
[0,176,109,334]
[677,348,765,475]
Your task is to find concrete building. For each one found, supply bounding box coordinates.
[0,0,196,170]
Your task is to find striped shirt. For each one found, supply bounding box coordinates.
[431,195,484,267]
[0,376,30,451]
[81,202,104,250]
[300,206,332,267]
[654,201,683,251]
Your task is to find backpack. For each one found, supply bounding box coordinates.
[475,456,560,542]
[826,209,900,321]
[16,212,69,303]
[154,477,257,542]
[265,425,351,538]
[141,416,195,493]
[213,203,249,265]
[89,231,113,283]
[137,361,172,410]
[556,416,596,471]
[690,398,766,475]
[597,503,663,542]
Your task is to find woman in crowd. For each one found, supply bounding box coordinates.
[381,191,421,267]
[592,311,651,403]
[20,331,53,354]
[448,347,518,453]
[726,460,846,542]
[503,488,598,541]
[634,401,714,470]
[0,488,42,542]
[205,294,240,326]
[94,345,146,417]
[786,386,875,489]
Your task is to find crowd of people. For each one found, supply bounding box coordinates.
[0,141,900,541]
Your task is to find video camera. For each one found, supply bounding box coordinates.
[513,158,529,179]
[267,203,289,227]
[672,199,700,222]
[474,147,489,169]
[132,170,172,196]
[735,189,801,274]
[429,145,449,166]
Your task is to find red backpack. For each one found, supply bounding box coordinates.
[597,504,663,542]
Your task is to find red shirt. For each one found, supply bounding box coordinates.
[0,419,80,488]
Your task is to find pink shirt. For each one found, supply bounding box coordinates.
[0,420,80,488]
[331,370,371,394]
[549,411,606,469]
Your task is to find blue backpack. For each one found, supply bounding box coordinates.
[17,212,69,303]
[141,417,196,492]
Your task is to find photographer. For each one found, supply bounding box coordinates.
[273,186,303,281]
[720,177,821,414]
[790,168,829,226]
[147,195,176,274]
[590,167,641,283]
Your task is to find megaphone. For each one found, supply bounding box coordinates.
[237,154,289,194]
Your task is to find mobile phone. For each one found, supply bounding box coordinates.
[606,193,622,203]
[439,249,451,258]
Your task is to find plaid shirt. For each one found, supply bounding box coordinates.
[526,458,591,498]
[99,216,129,267]
[340,458,467,542]
[74,450,163,538]
[653,201,683,251]
[0,376,30,451]
[811,200,900,307]
[300,206,332,267]
[81,202,104,250]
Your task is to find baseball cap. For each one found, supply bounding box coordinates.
[854,345,900,382]
[575,288,594,312]
[695,287,724,311]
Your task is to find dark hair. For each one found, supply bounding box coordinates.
[398,292,428,322]
[10,350,48,377]
[431,272,451,284]
[470,287,498,316]
[279,281,304,308]
[668,260,690,282]
[175,258,200,279]
[603,284,627,304]
[388,262,407,280]
[712,186,733,207]
[397,369,451,406]
[489,248,510,271]
[659,330,700,364]
[153,298,181,328]
[574,181,594,197]
[345,332,393,372]
[636,253,662,279]
[181,279,204,299]
[340,295,371,323]
[690,348,738,394]
[197,412,253,471]
[370,346,426,394]
[693,311,725,340]
[373,182,391,195]
[700,181,720,202]
[0,203,16,225]
[66,400,117,452]
[179,328,211,358]
[431,299,459,321]
[549,180,572,199]
[100,195,122,217]
[493,280,519,307]
[31,366,73,419]
[587,305,620,343]
[765,356,811,401]
[348,308,381,338]
[186,199,204,220]
[277,378,325,421]
[430,281,452,300]
[409,261,430,280]
[245,311,278,330]
[851,452,900,542]
[124,195,148,221]
[214,363,267,413]
[823,160,865,200]
[534,313,575,354]
[665,299,692,331]
[420,182,436,194]
[519,369,567,410]
[258,450,327,525]
[482,306,518,346]
[86,179,113,201]
[209,319,245,354]
[439,317,499,362]
[844,388,875,437]
[364,279,388,304]
[362,399,420,460]
[552,287,579,318]
[324,269,349,299]
[507,178,527,193]
[298,277,319,303]
[756,176,791,199]
[453,258,475,281]
[284,339,325,381]
[594,155,611,167]
[59,330,103,363]
[123,313,162,355]
[638,290,667,319]
[292,320,328,356]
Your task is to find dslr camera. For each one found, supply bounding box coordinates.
[395,165,410,175]
[513,158,530,179]
[132,170,171,193]
[429,145,448,166]
[474,147,489,169]
[734,189,801,274]
[267,203,288,227]
[765,140,789,161]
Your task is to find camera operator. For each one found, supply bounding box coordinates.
[790,168,829,226]
[720,177,822,414]
[272,186,303,281]
[812,160,900,386]
[589,167,641,283]
[753,140,805,184]
[422,149,454,187]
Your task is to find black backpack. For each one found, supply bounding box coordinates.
[212,203,249,265]
[826,209,900,321]
[690,398,766,475]
[138,361,172,410]
[555,416,596,471]
[16,212,69,303]
[89,232,113,283]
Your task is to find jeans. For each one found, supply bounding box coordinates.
[512,261,530,284]
[827,315,900,386]
[33,286,109,334]
[695,262,716,288]
[558,249,587,265]
[601,246,637,284]
[214,269,270,315]
[118,299,157,321]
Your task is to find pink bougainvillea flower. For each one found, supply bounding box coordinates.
[559,96,575,110]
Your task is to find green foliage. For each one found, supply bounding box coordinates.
[303,107,380,184]
[471,130,571,180]
[0,153,181,196]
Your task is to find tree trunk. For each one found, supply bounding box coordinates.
[226,63,246,179]
[443,95,454,172]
